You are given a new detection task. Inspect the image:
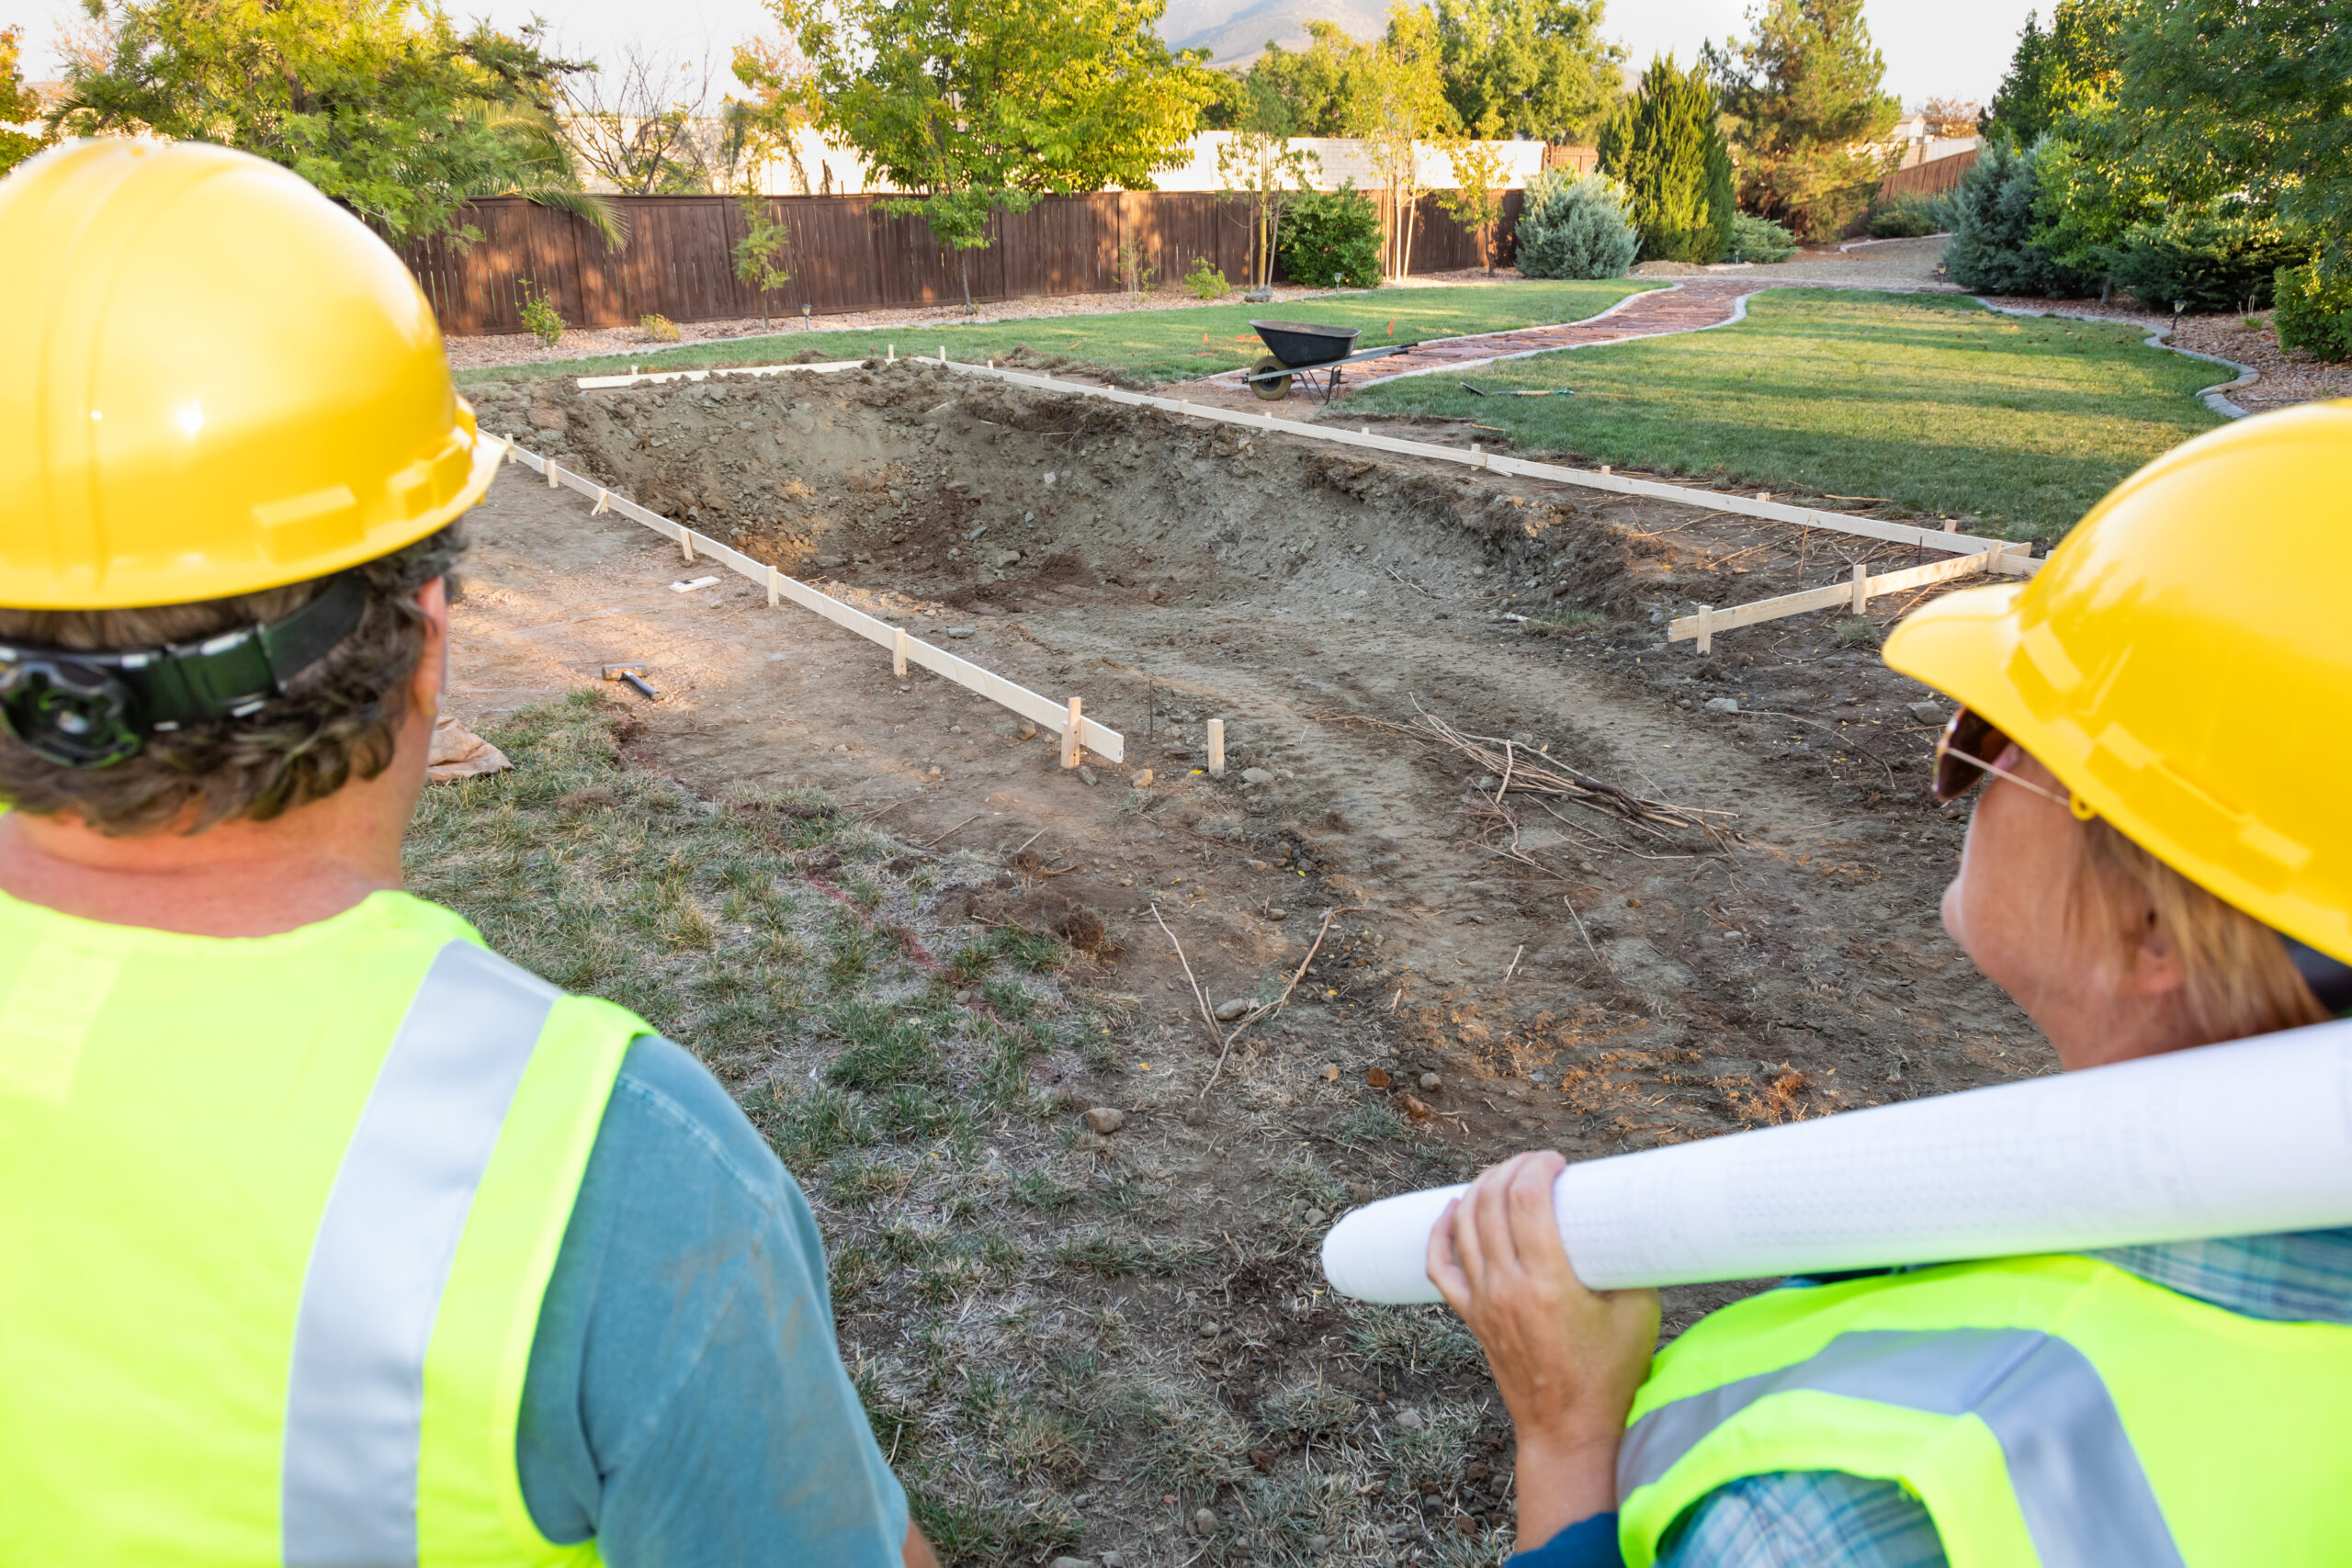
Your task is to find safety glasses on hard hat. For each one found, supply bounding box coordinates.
[1933,707,2080,812]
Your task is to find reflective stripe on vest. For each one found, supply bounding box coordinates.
[1620,1327,2183,1568]
[283,942,560,1568]
[0,887,630,1566]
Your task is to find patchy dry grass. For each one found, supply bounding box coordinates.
[404,692,1524,1565]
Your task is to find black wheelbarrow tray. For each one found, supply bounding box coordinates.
[1244,320,1419,404]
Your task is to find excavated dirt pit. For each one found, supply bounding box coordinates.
[448,360,2053,1554]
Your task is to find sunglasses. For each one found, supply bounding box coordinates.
[1933,707,2084,814]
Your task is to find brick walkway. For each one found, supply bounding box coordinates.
[1174,277,1952,412]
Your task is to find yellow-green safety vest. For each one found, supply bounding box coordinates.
[1618,1253,2352,1567]
[0,886,645,1566]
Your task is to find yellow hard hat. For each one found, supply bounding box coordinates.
[0,140,498,610]
[1884,400,2352,966]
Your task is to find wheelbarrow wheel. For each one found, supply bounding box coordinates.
[1248,354,1292,400]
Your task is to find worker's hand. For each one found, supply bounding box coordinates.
[1427,1150,1658,1546]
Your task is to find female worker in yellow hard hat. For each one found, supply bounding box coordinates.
[1427,402,2352,1568]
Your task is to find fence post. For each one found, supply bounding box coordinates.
[1695,604,1713,656]
[547,458,560,490]
[1062,697,1083,769]
[893,627,909,678]
[1206,717,1226,776]
[1850,562,1870,613]
[767,566,782,607]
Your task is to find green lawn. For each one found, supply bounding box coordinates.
[1343,288,2227,539]
[452,277,1657,389]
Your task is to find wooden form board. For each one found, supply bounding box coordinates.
[574,361,865,390]
[502,438,1125,762]
[924,362,2041,576]
[1666,543,2020,650]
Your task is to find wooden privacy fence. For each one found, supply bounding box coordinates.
[1880,147,1980,202]
[394,188,1526,336]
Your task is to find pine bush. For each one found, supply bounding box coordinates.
[1942,139,2092,297]
[2108,207,2305,315]
[1513,171,1640,279]
[1725,213,1798,264]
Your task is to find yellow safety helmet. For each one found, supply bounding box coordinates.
[1884,400,2352,968]
[0,139,498,610]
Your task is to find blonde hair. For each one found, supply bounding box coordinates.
[2071,818,2329,1044]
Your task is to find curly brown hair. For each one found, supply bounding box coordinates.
[0,526,465,836]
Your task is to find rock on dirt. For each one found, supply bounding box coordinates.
[1704,697,1739,714]
[1193,1508,1218,1537]
[1908,701,1948,725]
[1083,1106,1125,1134]
[1419,1072,1442,1090]
[1241,767,1276,785]
[1214,998,1250,1021]
[1320,1063,1340,1081]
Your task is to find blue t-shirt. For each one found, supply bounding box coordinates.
[515,1035,909,1565]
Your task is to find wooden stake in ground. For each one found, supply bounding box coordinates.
[1207,718,1226,776]
[893,627,909,679]
[1062,697,1082,768]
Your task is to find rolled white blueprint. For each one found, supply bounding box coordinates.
[1322,1017,2352,1303]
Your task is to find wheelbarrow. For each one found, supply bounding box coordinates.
[1244,320,1419,404]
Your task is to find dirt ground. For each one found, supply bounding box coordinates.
[448,362,2052,1562]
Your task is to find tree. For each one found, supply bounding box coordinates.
[1596,53,1734,264]
[1433,0,1620,143]
[767,0,1216,312]
[1243,19,1372,136]
[1707,0,1902,240]
[48,0,595,245]
[2,26,52,176]
[1214,73,1318,289]
[560,41,723,195]
[2115,0,2352,281]
[1915,95,1978,138]
[1978,0,2127,147]
[1436,126,1507,270]
[1352,2,1455,280]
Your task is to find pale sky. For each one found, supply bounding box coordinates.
[8,0,2035,114]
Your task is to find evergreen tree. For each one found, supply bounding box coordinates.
[1596,54,1734,264]
[1978,0,2128,147]
[1706,0,1900,239]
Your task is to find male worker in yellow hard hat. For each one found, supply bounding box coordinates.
[0,141,937,1565]
[1424,402,2352,1566]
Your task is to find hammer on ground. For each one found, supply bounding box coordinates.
[602,664,662,700]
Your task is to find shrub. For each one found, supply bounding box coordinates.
[1596,54,1735,265]
[2108,206,2306,315]
[1277,182,1383,289]
[2274,264,2352,362]
[1182,255,1229,299]
[637,312,680,343]
[1726,212,1798,264]
[1514,170,1640,280]
[1942,138,2093,297]
[1868,207,1936,238]
[516,280,564,347]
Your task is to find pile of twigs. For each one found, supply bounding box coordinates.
[1385,707,1736,847]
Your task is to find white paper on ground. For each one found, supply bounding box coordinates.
[1321,1017,2352,1303]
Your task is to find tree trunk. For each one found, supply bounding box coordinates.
[960,251,974,315]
